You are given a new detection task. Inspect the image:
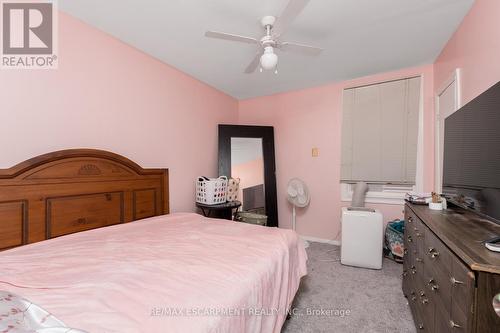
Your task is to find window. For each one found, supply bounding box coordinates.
[341,76,422,203]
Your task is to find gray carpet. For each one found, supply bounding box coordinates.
[282,242,416,333]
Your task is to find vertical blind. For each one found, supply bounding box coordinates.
[341,77,421,184]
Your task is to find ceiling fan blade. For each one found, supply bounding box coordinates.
[205,31,258,45]
[279,42,323,56]
[244,51,263,74]
[273,0,310,37]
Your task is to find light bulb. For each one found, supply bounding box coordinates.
[260,46,278,70]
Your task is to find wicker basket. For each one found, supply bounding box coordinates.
[234,212,267,226]
[196,176,227,205]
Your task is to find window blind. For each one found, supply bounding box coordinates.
[341,77,421,184]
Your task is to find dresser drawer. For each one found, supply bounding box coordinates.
[416,278,435,333]
[435,300,470,333]
[424,228,453,274]
[403,247,412,297]
[424,261,452,311]
[435,302,453,333]
[450,305,470,333]
[413,219,426,279]
[450,256,475,328]
[402,204,500,333]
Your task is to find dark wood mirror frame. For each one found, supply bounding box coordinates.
[218,125,278,227]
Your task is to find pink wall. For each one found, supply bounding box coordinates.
[434,0,500,105]
[2,0,496,242]
[232,158,265,205]
[238,65,434,240]
[0,13,238,213]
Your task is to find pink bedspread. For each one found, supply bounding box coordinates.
[0,213,307,333]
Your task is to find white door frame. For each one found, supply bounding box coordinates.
[435,69,462,193]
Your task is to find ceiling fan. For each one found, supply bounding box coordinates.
[205,0,324,74]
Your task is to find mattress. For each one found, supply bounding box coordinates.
[0,213,307,333]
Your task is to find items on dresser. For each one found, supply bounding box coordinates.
[405,192,432,205]
[403,203,500,332]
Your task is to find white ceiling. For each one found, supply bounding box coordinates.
[59,0,474,100]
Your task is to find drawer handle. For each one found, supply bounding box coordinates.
[418,323,424,330]
[408,217,413,223]
[408,236,413,243]
[428,247,440,258]
[410,266,417,274]
[402,270,408,277]
[427,278,439,291]
[404,249,408,255]
[421,298,429,305]
[450,277,464,285]
[416,258,423,262]
[449,320,461,329]
[413,227,418,231]
[416,232,423,238]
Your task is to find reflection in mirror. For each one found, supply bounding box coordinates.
[231,138,265,215]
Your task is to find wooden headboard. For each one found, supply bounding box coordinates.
[0,149,169,250]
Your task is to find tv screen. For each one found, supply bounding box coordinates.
[442,81,500,223]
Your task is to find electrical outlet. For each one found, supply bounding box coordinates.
[312,148,319,157]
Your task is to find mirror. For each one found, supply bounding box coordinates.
[218,125,278,227]
[231,138,265,215]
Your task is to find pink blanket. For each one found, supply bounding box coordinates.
[0,213,307,333]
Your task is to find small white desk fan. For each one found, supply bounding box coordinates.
[287,178,311,248]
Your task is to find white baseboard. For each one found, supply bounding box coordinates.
[301,235,341,246]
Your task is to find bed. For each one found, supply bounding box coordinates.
[0,149,307,333]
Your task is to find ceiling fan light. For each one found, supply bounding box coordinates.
[260,47,278,70]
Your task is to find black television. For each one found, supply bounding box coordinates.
[442,81,500,223]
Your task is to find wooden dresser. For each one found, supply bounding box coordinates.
[403,203,500,332]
